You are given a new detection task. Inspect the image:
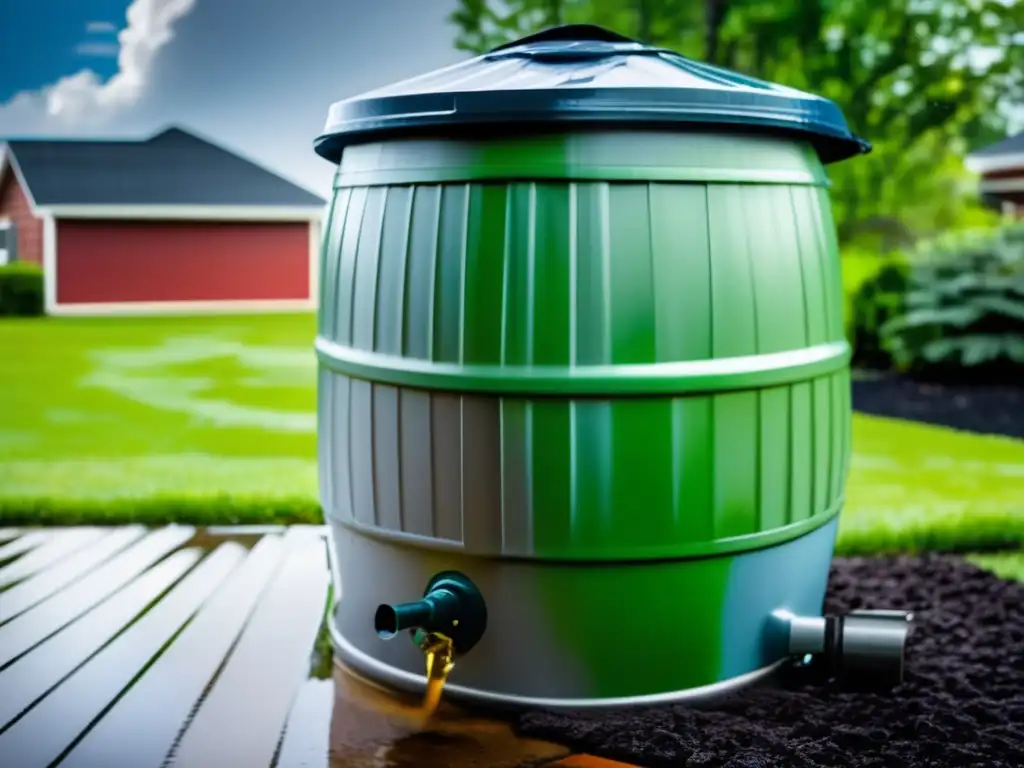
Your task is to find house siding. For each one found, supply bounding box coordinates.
[979,168,1024,217]
[984,166,1024,181]
[0,163,43,265]
[55,219,311,305]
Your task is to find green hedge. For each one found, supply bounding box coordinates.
[842,249,911,369]
[0,263,44,317]
[881,223,1024,380]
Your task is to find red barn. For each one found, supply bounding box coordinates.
[966,131,1024,218]
[0,126,325,315]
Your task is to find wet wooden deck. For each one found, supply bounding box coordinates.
[0,526,639,768]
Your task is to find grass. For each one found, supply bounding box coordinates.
[838,414,1024,555]
[1,313,1022,556]
[966,550,1024,582]
[0,314,319,523]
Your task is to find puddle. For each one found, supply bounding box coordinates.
[326,663,571,767]
[298,594,568,766]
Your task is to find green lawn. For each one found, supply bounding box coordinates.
[0,314,1022,555]
[967,550,1024,582]
[840,415,1024,554]
[0,315,320,524]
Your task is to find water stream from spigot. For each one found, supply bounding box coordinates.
[417,631,456,719]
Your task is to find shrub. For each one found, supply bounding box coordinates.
[880,223,1024,381]
[847,258,911,369]
[0,262,44,317]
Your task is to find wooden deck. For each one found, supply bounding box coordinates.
[0,526,639,768]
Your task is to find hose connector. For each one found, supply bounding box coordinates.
[787,609,913,691]
[373,571,488,656]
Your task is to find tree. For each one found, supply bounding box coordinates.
[448,0,1022,245]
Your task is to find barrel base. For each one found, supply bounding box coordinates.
[326,517,839,706]
[330,619,786,713]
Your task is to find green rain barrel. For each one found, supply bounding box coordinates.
[315,24,867,709]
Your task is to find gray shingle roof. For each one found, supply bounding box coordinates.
[5,127,324,207]
[970,131,1024,158]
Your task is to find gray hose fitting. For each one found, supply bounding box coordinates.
[787,609,913,691]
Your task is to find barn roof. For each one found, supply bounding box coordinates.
[3,127,324,208]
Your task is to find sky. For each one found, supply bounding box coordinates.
[0,0,462,197]
[0,0,1018,199]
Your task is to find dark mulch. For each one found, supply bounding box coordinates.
[517,555,1024,768]
[852,373,1024,440]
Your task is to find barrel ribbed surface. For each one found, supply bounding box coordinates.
[317,131,850,561]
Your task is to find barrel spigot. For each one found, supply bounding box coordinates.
[374,571,488,657]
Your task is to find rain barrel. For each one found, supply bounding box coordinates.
[314,24,866,709]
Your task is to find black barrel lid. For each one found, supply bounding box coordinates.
[315,24,870,165]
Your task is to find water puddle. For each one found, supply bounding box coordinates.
[327,662,571,767]
[303,610,571,767]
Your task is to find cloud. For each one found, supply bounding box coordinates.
[86,21,118,34]
[0,0,196,131]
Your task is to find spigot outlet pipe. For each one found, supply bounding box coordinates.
[374,571,488,656]
[374,590,460,640]
[784,609,913,691]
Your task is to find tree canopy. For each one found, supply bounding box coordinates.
[449,0,1023,247]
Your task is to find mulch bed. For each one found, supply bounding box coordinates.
[852,373,1024,440]
[517,555,1024,767]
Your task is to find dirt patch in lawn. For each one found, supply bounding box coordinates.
[517,555,1024,767]
[852,374,1024,440]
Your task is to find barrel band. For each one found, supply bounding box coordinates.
[328,498,843,562]
[336,165,827,188]
[332,133,831,188]
[315,338,850,397]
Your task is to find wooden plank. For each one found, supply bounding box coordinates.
[172,529,329,768]
[0,526,195,663]
[0,544,246,768]
[206,524,286,535]
[0,531,53,563]
[0,528,106,588]
[0,548,201,729]
[60,536,287,768]
[274,679,333,768]
[0,529,22,543]
[0,527,147,620]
